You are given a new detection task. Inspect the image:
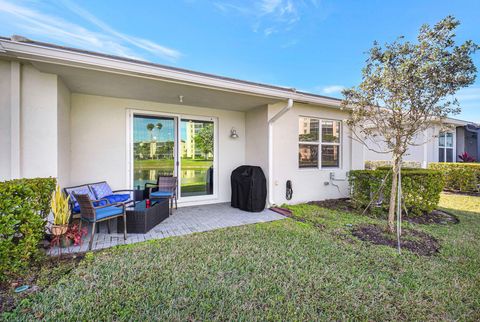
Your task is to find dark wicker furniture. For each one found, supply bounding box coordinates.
[117,199,169,234]
[64,181,135,219]
[73,193,127,250]
[145,176,178,214]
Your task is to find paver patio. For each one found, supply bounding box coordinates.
[50,203,285,255]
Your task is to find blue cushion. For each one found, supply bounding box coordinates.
[151,191,173,198]
[65,185,95,212]
[104,194,130,204]
[87,206,123,221]
[90,182,113,199]
[72,200,108,214]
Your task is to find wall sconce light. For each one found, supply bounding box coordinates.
[230,127,239,139]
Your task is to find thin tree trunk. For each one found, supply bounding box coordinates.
[388,156,399,233]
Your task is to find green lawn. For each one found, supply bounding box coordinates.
[134,158,212,170]
[3,194,480,320]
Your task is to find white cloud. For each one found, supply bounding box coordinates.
[0,0,181,62]
[213,0,301,36]
[319,85,345,95]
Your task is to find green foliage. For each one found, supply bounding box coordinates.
[194,124,214,156]
[0,177,56,281]
[349,169,445,216]
[428,162,480,192]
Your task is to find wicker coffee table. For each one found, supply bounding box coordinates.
[117,199,169,234]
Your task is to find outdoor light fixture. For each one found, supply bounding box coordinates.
[179,95,184,103]
[230,127,239,139]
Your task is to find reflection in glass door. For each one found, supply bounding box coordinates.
[133,115,175,189]
[180,119,214,197]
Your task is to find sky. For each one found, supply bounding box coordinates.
[1,0,479,121]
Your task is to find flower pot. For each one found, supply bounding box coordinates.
[51,224,67,236]
[60,236,73,248]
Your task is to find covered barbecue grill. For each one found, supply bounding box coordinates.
[231,165,267,212]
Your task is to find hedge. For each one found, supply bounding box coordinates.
[0,177,56,281]
[428,162,480,193]
[349,169,444,217]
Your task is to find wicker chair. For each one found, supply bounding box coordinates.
[145,176,178,214]
[73,193,127,250]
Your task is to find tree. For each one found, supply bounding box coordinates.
[194,124,214,158]
[342,16,478,232]
[146,123,155,141]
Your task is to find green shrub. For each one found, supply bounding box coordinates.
[349,169,444,217]
[428,162,480,192]
[0,177,56,281]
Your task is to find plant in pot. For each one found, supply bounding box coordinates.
[50,184,71,236]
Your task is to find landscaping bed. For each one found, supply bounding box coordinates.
[352,224,440,256]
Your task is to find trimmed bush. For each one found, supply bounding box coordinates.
[349,169,444,216]
[428,162,480,193]
[0,177,56,281]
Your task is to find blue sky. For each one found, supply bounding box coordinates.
[1,0,479,121]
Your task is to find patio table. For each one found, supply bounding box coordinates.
[117,199,169,234]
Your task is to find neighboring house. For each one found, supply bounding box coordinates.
[0,36,475,207]
[363,119,480,166]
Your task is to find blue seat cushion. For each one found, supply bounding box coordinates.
[151,191,173,198]
[85,206,123,222]
[104,193,131,204]
[72,199,108,214]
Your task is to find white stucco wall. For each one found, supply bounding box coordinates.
[70,94,245,205]
[0,60,11,181]
[245,105,269,175]
[20,65,58,179]
[57,78,71,187]
[268,102,362,205]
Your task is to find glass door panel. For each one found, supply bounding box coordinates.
[133,115,175,189]
[180,119,214,197]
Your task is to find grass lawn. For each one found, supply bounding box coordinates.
[3,193,480,320]
[134,158,212,170]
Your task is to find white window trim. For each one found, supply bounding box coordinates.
[438,131,456,163]
[298,117,343,170]
[125,108,219,204]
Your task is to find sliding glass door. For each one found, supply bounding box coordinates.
[130,112,216,200]
[180,119,214,197]
[133,115,176,190]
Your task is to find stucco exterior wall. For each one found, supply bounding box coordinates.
[268,102,361,205]
[57,78,71,187]
[245,105,269,176]
[0,60,11,181]
[20,65,58,179]
[70,94,245,205]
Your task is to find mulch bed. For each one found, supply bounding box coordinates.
[352,224,440,256]
[0,254,84,314]
[308,198,459,225]
[405,209,459,225]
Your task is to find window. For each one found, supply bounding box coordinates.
[438,132,454,162]
[299,117,341,168]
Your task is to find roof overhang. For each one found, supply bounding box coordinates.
[0,37,342,108]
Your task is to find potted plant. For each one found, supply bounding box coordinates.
[50,184,71,236]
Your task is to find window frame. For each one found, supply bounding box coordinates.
[438,131,455,163]
[298,117,342,169]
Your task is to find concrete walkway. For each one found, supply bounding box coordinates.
[50,203,285,255]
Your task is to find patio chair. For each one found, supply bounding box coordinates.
[64,182,134,219]
[145,176,178,214]
[73,193,127,250]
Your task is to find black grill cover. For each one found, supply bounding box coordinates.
[231,165,267,212]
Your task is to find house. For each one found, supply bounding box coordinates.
[363,118,480,166]
[0,35,474,208]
